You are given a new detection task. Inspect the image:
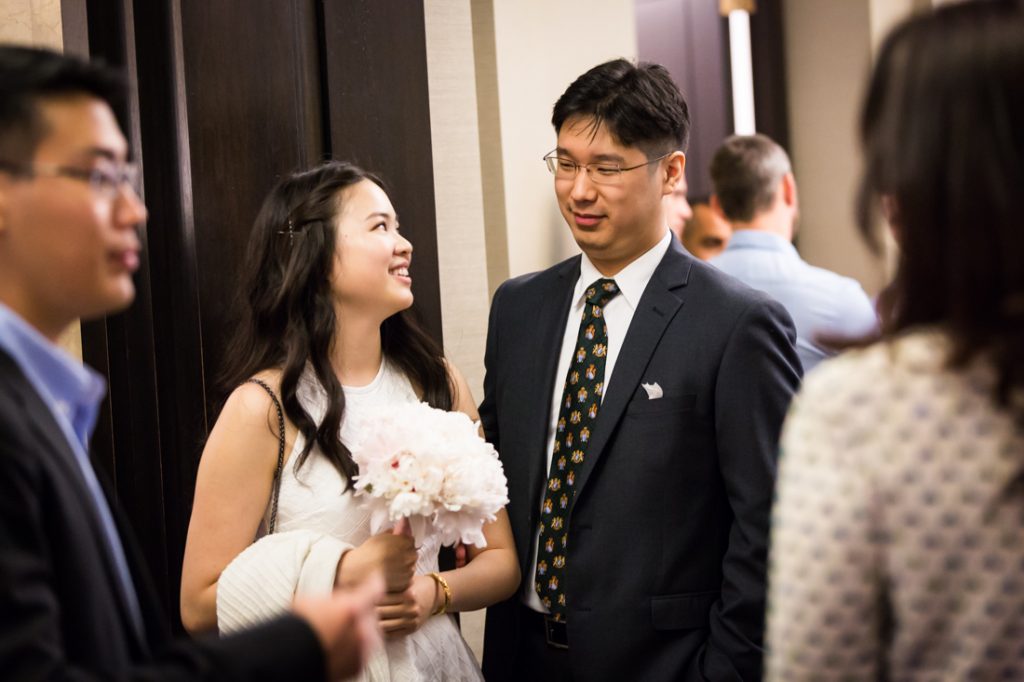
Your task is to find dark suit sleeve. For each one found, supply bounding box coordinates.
[703,297,802,681]
[478,280,506,453]
[0,435,326,682]
[478,281,523,680]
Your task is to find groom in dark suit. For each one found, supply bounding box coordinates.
[0,45,381,680]
[480,59,802,681]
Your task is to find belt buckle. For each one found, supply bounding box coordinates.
[543,615,569,649]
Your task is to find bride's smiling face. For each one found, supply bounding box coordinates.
[330,179,414,319]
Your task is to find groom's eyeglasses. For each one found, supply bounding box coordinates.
[542,151,670,186]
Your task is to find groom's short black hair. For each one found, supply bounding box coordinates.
[0,45,126,166]
[552,58,690,158]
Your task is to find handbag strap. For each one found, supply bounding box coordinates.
[245,377,286,534]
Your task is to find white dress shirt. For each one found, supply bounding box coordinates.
[523,230,671,611]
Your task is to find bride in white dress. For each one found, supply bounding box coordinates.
[178,161,520,680]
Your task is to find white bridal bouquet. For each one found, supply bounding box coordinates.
[350,402,509,548]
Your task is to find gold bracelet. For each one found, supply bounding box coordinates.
[428,572,452,615]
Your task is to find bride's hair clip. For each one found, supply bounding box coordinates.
[276,219,303,246]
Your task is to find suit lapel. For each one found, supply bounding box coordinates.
[522,258,580,515]
[0,350,148,653]
[569,243,692,509]
[3,355,106,534]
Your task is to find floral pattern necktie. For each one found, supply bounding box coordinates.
[536,277,620,622]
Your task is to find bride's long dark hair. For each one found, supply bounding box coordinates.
[219,161,453,485]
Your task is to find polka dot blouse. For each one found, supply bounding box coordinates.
[766,330,1024,681]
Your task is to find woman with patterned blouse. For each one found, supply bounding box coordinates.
[766,2,1024,680]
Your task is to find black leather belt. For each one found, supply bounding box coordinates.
[522,605,570,649]
[544,615,569,649]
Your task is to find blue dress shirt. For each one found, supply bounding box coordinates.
[0,303,145,639]
[710,230,877,373]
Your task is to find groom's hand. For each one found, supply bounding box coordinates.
[336,531,417,593]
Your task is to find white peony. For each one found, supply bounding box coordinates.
[350,402,508,548]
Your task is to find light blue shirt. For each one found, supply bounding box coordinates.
[710,230,877,373]
[0,303,145,639]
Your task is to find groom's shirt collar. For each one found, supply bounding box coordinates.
[574,229,671,310]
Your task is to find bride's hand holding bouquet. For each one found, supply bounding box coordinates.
[334,518,417,595]
[349,401,511,637]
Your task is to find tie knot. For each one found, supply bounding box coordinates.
[585,278,620,308]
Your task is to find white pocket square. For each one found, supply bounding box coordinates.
[641,382,663,400]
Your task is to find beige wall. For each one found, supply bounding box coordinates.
[783,0,932,296]
[783,0,887,296]
[869,0,932,52]
[470,0,511,295]
[425,0,491,404]
[483,0,638,279]
[0,0,62,49]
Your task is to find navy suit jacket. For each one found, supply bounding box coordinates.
[480,239,802,681]
[0,348,325,681]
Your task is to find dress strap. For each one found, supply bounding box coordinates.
[245,378,286,534]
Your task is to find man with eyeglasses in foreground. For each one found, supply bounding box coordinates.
[0,45,383,680]
[479,59,802,681]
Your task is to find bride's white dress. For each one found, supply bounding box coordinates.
[273,361,483,682]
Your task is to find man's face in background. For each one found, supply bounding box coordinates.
[664,177,692,241]
[682,203,731,261]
